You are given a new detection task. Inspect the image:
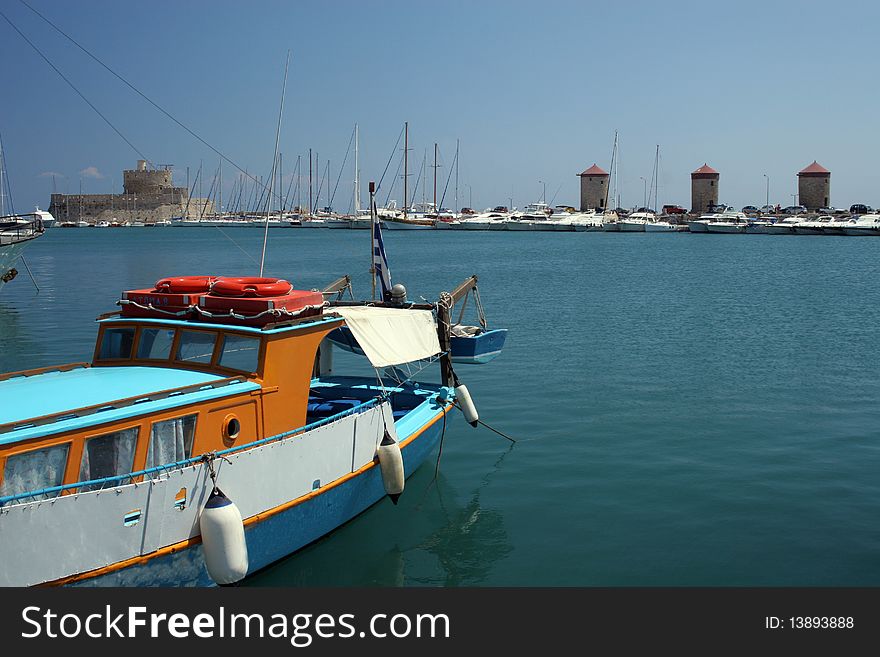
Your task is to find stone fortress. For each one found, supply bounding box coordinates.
[48,160,214,224]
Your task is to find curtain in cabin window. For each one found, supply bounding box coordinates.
[146,415,197,475]
[78,428,138,491]
[0,444,70,503]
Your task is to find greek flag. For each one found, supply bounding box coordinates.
[372,198,392,300]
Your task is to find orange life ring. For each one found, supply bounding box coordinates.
[211,277,293,298]
[154,275,216,294]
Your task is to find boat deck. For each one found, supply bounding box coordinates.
[0,364,260,444]
[308,376,448,434]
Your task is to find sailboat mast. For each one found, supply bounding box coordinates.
[403,122,408,219]
[603,131,617,212]
[455,138,459,214]
[354,123,360,213]
[308,148,312,217]
[218,158,222,215]
[259,50,289,276]
[654,144,660,211]
[0,141,5,217]
[278,152,282,214]
[433,143,438,213]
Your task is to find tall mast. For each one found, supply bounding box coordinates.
[296,156,301,214]
[354,123,360,213]
[0,138,4,215]
[455,138,459,213]
[403,122,408,218]
[0,139,5,216]
[259,50,289,277]
[218,158,222,215]
[603,131,617,212]
[278,152,282,214]
[308,148,312,217]
[433,143,438,213]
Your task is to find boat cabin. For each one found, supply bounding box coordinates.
[0,306,343,504]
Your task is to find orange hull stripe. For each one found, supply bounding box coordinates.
[43,402,452,587]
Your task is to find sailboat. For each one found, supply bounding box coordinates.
[382,124,436,230]
[0,134,51,290]
[325,184,507,364]
[601,131,621,231]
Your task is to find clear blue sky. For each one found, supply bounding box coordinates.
[1,0,877,212]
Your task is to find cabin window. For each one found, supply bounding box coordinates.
[137,328,176,360]
[78,428,138,491]
[0,444,70,502]
[146,415,197,474]
[98,327,135,360]
[218,334,261,372]
[175,331,216,365]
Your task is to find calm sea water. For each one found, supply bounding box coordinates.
[2,227,879,586]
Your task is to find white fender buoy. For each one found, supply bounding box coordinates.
[376,430,405,505]
[199,488,249,585]
[455,383,479,427]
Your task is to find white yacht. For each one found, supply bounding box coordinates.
[706,210,750,233]
[619,210,655,232]
[820,216,857,235]
[645,219,676,232]
[569,211,604,232]
[842,214,880,236]
[793,215,833,235]
[764,215,803,235]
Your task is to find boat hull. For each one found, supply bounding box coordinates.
[842,228,880,236]
[618,221,646,232]
[706,224,746,233]
[382,219,434,230]
[687,221,709,233]
[450,328,508,364]
[0,398,449,587]
[644,223,675,232]
[764,225,796,234]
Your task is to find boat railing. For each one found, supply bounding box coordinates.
[0,362,90,383]
[0,374,251,435]
[0,217,44,245]
[0,394,389,507]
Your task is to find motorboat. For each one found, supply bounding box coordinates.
[763,215,803,235]
[619,210,655,232]
[842,214,880,236]
[705,210,750,233]
[793,215,834,235]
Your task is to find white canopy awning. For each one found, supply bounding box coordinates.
[332,306,441,368]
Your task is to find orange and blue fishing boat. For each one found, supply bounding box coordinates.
[0,269,480,586]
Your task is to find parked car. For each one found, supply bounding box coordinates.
[662,204,687,215]
[760,205,776,215]
[741,205,759,215]
[850,203,869,214]
[832,207,850,215]
[783,205,807,215]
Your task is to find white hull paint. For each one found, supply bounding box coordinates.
[0,400,446,586]
[644,222,675,232]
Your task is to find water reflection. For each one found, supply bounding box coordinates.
[246,447,513,587]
